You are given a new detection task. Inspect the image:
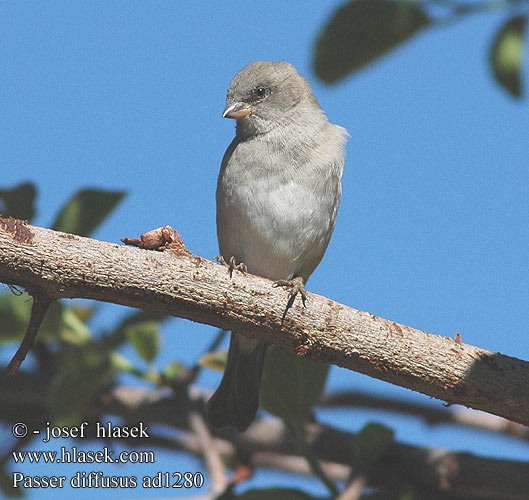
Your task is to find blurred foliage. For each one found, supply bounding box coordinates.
[351,422,395,471]
[0,184,180,497]
[125,319,160,364]
[0,293,34,343]
[0,183,36,221]
[238,489,322,500]
[314,0,430,83]
[314,0,528,98]
[489,15,527,97]
[398,484,417,500]
[261,346,329,425]
[49,341,115,425]
[0,184,157,422]
[51,188,125,237]
[0,472,23,499]
[0,182,399,499]
[198,349,230,371]
[260,347,336,496]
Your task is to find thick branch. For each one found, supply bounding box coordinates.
[1,219,529,425]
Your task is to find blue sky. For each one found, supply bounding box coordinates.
[2,1,528,498]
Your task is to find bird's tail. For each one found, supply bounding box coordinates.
[207,332,267,432]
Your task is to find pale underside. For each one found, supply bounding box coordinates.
[216,119,346,283]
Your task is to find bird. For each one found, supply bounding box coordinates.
[207,61,347,431]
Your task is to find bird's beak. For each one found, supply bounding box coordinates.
[222,102,251,120]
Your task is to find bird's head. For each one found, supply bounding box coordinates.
[223,61,320,135]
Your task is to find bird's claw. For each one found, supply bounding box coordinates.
[273,276,307,309]
[215,255,247,278]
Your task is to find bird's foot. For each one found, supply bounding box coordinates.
[273,276,308,322]
[215,255,247,278]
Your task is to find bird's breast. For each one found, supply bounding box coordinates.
[216,135,342,281]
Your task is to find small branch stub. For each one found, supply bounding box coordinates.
[121,225,186,252]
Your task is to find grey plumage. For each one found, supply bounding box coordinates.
[207,61,347,431]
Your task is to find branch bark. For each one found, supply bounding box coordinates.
[1,218,529,425]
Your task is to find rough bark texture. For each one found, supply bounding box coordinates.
[1,217,529,425]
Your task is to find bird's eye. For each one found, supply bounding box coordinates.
[254,86,267,98]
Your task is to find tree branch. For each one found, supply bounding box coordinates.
[1,218,529,425]
[188,409,228,496]
[319,391,529,441]
[1,375,528,499]
[5,294,52,375]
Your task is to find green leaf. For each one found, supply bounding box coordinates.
[60,307,91,344]
[0,294,67,349]
[49,343,114,425]
[161,361,185,382]
[38,300,64,340]
[113,310,166,335]
[0,471,24,498]
[198,350,227,371]
[126,321,160,363]
[0,294,90,345]
[0,182,36,221]
[69,304,97,323]
[260,346,329,424]
[398,484,415,500]
[51,189,126,236]
[110,352,163,383]
[106,310,167,351]
[238,488,321,500]
[0,295,68,347]
[0,293,32,343]
[109,351,134,372]
[314,0,431,83]
[352,422,394,469]
[489,15,527,98]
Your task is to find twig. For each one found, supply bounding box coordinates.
[5,294,52,375]
[291,422,340,498]
[319,391,529,441]
[188,410,228,496]
[337,476,367,500]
